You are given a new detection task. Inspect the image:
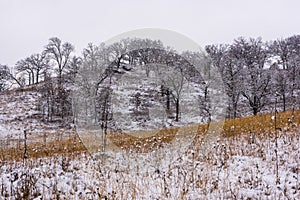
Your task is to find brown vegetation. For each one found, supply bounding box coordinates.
[0,109,299,162]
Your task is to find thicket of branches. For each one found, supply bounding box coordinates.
[206,36,300,118]
[0,35,299,125]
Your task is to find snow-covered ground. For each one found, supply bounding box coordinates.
[0,88,41,137]
[0,127,299,199]
[0,87,73,146]
[110,65,204,132]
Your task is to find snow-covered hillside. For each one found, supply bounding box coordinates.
[0,86,73,146]
[110,65,204,132]
[0,87,41,138]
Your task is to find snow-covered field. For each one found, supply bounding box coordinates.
[0,127,299,199]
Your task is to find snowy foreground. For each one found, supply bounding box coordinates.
[0,129,299,199]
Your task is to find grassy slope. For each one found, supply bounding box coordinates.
[0,109,299,161]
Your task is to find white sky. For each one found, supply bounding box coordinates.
[0,0,299,66]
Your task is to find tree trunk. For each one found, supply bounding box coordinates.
[233,102,238,118]
[117,56,123,68]
[175,98,180,121]
[161,85,164,97]
[282,93,286,111]
[58,69,63,87]
[252,96,259,115]
[253,107,258,115]
[28,72,31,85]
[146,67,150,77]
[47,96,50,121]
[166,90,170,111]
[36,70,39,84]
[31,71,35,84]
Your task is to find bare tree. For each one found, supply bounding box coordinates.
[269,38,290,70]
[222,50,242,118]
[205,44,242,118]
[44,37,74,119]
[45,37,74,86]
[73,43,110,126]
[156,65,187,121]
[0,64,24,88]
[40,73,55,121]
[0,64,11,91]
[82,43,110,91]
[108,38,131,68]
[136,39,164,77]
[14,53,49,86]
[268,40,291,111]
[108,38,165,77]
[183,49,230,124]
[73,43,113,156]
[205,44,228,75]
[66,56,82,81]
[286,35,300,109]
[15,59,35,85]
[26,52,50,84]
[233,37,271,115]
[269,35,300,112]
[271,64,289,111]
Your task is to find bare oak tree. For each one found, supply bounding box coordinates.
[15,59,35,85]
[44,37,74,119]
[233,37,270,115]
[26,52,50,84]
[156,65,187,121]
[45,37,74,86]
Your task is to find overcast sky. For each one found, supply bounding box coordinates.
[0,0,299,66]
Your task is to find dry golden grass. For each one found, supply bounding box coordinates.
[0,109,299,161]
[0,137,86,162]
[221,109,300,137]
[108,127,179,153]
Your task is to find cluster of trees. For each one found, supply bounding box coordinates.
[206,36,300,118]
[0,35,299,126]
[1,37,193,125]
[73,40,203,129]
[0,37,81,121]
